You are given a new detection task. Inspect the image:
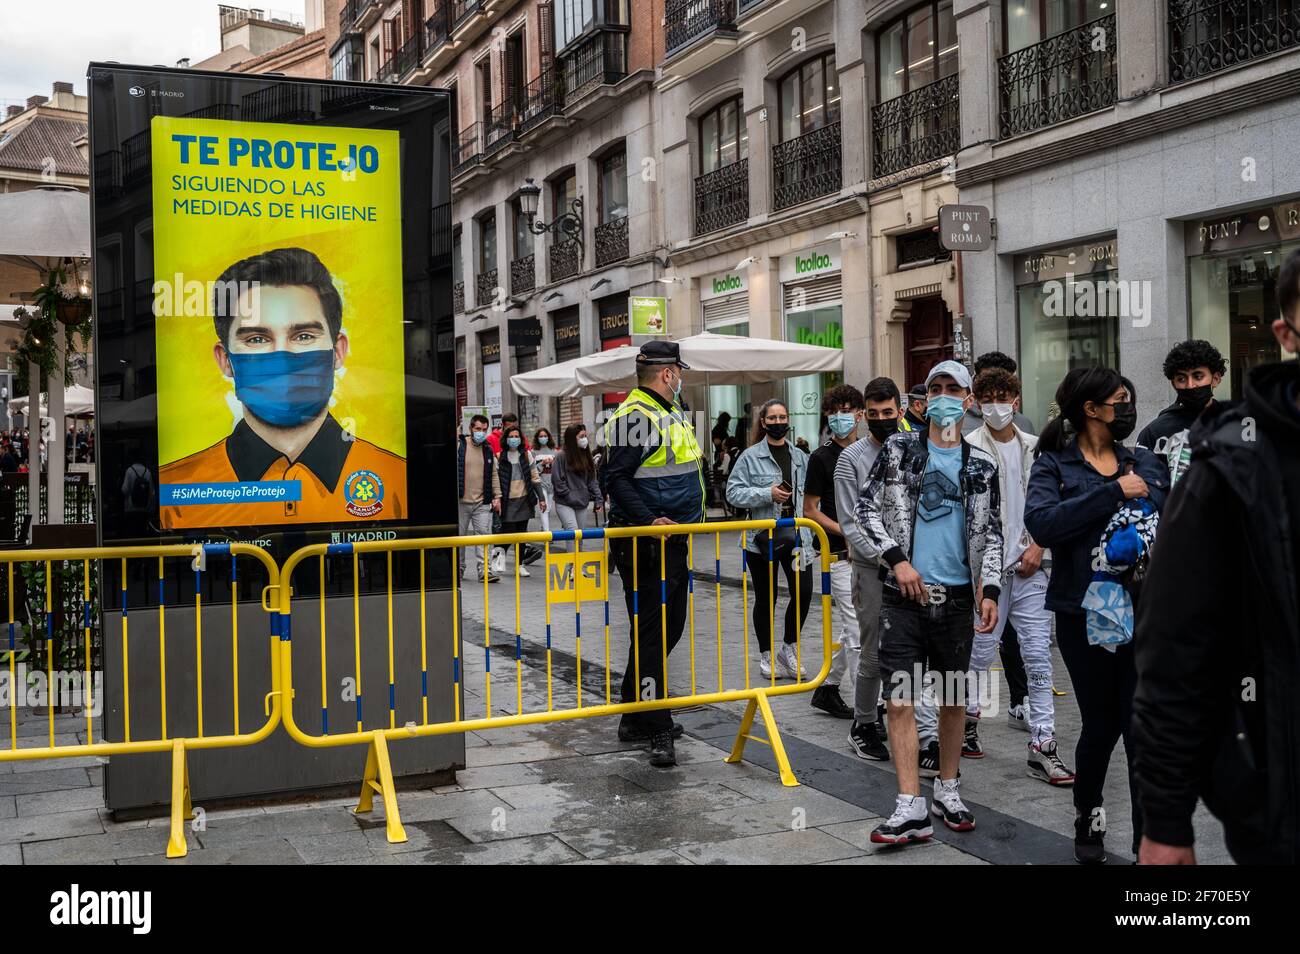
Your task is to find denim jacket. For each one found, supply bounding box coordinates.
[725,439,815,557]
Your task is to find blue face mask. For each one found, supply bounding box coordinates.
[828,412,857,438]
[227,349,335,428]
[471,430,487,444]
[926,394,966,427]
[507,436,522,449]
[537,435,549,446]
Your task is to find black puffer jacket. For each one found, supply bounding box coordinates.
[1132,360,1300,864]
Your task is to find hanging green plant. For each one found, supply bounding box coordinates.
[12,265,95,395]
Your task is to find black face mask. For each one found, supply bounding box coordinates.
[765,423,789,440]
[1174,383,1214,413]
[867,418,899,442]
[1105,402,1137,442]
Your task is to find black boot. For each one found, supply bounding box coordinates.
[649,730,677,767]
[811,684,853,718]
[1075,807,1108,864]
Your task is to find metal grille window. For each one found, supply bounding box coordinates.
[998,8,1117,137]
[1169,0,1300,83]
[896,228,953,268]
[703,293,749,326]
[783,274,843,312]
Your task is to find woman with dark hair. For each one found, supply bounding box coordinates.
[726,398,815,680]
[497,423,547,576]
[532,427,558,529]
[551,423,602,551]
[1025,367,1169,864]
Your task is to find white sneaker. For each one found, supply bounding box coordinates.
[776,643,806,679]
[1027,738,1076,786]
[758,651,773,678]
[517,565,530,577]
[930,777,975,831]
[1007,699,1030,732]
[870,794,933,845]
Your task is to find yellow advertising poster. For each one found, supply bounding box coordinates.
[150,116,406,529]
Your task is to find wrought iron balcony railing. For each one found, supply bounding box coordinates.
[511,255,536,296]
[432,202,453,270]
[484,98,520,155]
[425,3,452,53]
[94,150,123,198]
[693,158,749,235]
[453,280,465,314]
[550,238,582,282]
[998,13,1117,138]
[665,0,736,55]
[339,0,362,30]
[594,215,629,267]
[872,73,960,179]
[476,268,499,309]
[1168,0,1300,83]
[451,0,482,30]
[392,30,424,80]
[518,70,566,135]
[452,122,485,176]
[772,122,841,211]
[561,30,628,103]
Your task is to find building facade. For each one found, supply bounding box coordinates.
[954,0,1300,428]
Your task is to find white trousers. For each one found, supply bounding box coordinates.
[966,568,1055,744]
[827,559,860,687]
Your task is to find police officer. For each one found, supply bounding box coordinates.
[602,340,706,767]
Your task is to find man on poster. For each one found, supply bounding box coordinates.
[160,246,406,527]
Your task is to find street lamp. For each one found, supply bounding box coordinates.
[519,176,584,257]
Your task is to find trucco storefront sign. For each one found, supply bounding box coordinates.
[779,243,841,283]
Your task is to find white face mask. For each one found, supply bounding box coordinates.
[577,436,589,449]
[981,402,1015,430]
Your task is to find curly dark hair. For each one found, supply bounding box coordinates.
[1162,339,1226,380]
[973,367,1021,401]
[974,351,1017,375]
[820,383,864,414]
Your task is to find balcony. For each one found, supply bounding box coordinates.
[93,150,123,199]
[511,255,536,296]
[693,158,749,236]
[772,121,841,211]
[871,73,960,180]
[549,239,582,283]
[484,98,518,156]
[453,280,465,314]
[243,84,314,122]
[354,0,383,32]
[339,0,362,31]
[122,130,150,190]
[476,268,499,309]
[998,13,1117,138]
[1168,0,1300,83]
[594,215,629,267]
[449,0,494,47]
[432,202,453,271]
[424,4,458,71]
[560,30,628,120]
[665,0,739,67]
[452,122,485,178]
[517,70,568,142]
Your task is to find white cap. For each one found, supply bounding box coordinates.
[924,359,972,390]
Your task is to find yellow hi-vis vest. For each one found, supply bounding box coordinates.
[602,387,706,514]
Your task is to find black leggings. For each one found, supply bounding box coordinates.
[1055,611,1141,851]
[744,546,812,653]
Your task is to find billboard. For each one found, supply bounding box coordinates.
[90,65,453,551]
[150,117,406,529]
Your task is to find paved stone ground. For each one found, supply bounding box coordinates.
[1,528,1232,865]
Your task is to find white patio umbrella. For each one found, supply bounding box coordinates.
[571,331,844,392]
[510,345,640,398]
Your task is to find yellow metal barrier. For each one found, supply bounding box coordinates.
[275,517,835,847]
[0,542,281,859]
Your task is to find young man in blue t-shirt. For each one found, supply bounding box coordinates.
[856,360,1004,845]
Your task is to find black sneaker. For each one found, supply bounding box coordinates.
[522,544,545,566]
[648,730,677,767]
[1075,807,1108,864]
[847,720,890,761]
[870,795,933,845]
[918,740,941,779]
[811,684,853,718]
[876,703,888,740]
[618,720,685,743]
[962,717,984,759]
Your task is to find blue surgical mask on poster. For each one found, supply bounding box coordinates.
[507,436,522,449]
[227,349,335,427]
[926,394,966,427]
[828,413,857,438]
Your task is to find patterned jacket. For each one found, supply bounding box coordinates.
[855,428,1004,602]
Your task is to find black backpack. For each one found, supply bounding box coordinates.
[128,466,150,508]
